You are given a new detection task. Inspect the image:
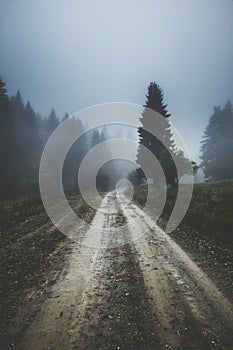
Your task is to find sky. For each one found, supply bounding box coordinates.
[0,0,233,160]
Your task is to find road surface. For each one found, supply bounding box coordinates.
[17,192,233,349]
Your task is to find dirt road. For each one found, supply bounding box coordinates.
[7,193,233,349]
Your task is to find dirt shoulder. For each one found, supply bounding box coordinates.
[162,223,233,304]
[132,185,233,304]
[1,192,233,350]
[0,195,95,350]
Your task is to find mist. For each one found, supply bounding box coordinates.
[1,3,233,348]
[0,0,233,161]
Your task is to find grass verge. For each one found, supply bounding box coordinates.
[133,180,233,251]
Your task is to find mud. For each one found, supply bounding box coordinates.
[1,192,233,350]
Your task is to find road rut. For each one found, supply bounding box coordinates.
[20,192,233,350]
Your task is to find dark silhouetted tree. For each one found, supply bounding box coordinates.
[0,79,17,196]
[137,82,177,187]
[62,117,88,192]
[89,128,110,191]
[24,101,41,186]
[10,91,41,192]
[200,101,233,181]
[11,91,41,193]
[45,108,59,138]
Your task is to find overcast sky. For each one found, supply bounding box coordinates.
[0,0,233,160]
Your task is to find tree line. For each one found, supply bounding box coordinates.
[0,78,112,197]
[1,77,232,198]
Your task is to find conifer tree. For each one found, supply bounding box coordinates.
[200,101,233,180]
[137,82,177,186]
[0,79,17,196]
[46,108,59,138]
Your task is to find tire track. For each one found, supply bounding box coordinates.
[18,192,233,350]
[118,194,233,349]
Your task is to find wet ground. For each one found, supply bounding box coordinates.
[1,192,233,349]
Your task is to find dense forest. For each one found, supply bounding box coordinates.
[0,78,114,197]
[0,79,63,196]
[0,78,138,198]
[0,77,233,199]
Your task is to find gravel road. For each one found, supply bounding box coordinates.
[3,192,233,350]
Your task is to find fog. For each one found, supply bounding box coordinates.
[0,0,233,160]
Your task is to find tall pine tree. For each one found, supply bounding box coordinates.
[11,92,41,192]
[137,82,177,187]
[62,117,88,192]
[0,79,17,196]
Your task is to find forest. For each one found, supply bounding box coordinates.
[1,0,233,348]
[0,78,135,197]
[1,77,233,350]
[0,80,233,349]
[1,76,233,251]
[1,78,233,197]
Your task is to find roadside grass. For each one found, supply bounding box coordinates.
[181,180,233,251]
[0,196,44,231]
[133,180,233,251]
[0,192,98,232]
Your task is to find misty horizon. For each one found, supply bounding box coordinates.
[1,0,233,161]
